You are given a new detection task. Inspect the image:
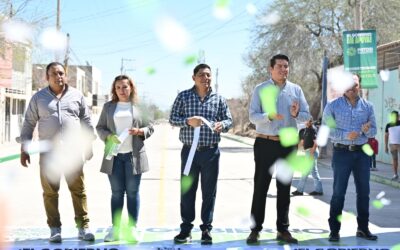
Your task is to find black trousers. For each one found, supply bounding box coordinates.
[250,137,295,233]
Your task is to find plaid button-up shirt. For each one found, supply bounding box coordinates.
[169,86,233,146]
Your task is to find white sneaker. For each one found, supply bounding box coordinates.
[126,228,138,243]
[104,228,119,242]
[78,227,95,241]
[391,174,399,180]
[49,227,62,243]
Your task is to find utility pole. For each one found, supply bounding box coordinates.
[215,68,219,93]
[55,0,61,62]
[354,0,363,30]
[63,33,70,74]
[9,3,13,18]
[120,58,135,75]
[197,50,205,64]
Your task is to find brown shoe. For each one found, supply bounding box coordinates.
[277,231,298,244]
[246,231,260,244]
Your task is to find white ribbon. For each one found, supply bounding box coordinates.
[183,117,215,176]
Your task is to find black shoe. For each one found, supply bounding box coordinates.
[291,190,303,196]
[356,229,378,240]
[277,231,298,244]
[173,231,191,244]
[328,232,340,242]
[246,231,260,244]
[309,191,323,196]
[201,230,212,245]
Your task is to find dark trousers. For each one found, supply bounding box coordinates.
[329,148,370,233]
[370,154,376,168]
[250,138,295,233]
[179,145,220,233]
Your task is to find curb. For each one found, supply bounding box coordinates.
[224,133,400,189]
[317,158,400,189]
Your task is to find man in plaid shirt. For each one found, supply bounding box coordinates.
[169,63,232,245]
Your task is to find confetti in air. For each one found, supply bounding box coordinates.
[336,212,355,223]
[259,84,279,117]
[296,206,311,217]
[362,144,374,156]
[379,69,390,82]
[324,116,337,129]
[155,16,191,52]
[272,159,293,185]
[392,244,400,250]
[259,10,280,25]
[184,54,197,65]
[389,112,397,124]
[279,127,299,147]
[39,27,68,51]
[372,199,384,209]
[181,175,193,194]
[286,151,314,176]
[376,191,385,200]
[213,0,232,20]
[2,20,33,43]
[316,125,330,146]
[328,68,354,94]
[246,3,258,15]
[145,67,156,75]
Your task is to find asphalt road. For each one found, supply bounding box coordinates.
[1,123,399,249]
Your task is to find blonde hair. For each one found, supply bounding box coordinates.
[110,75,138,104]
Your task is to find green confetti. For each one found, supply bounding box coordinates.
[215,0,231,8]
[362,144,374,156]
[337,212,355,223]
[184,55,197,65]
[325,116,336,129]
[259,85,279,117]
[279,127,299,147]
[181,175,193,194]
[372,199,384,209]
[389,113,397,125]
[391,244,400,250]
[296,206,311,217]
[286,151,314,175]
[145,67,156,75]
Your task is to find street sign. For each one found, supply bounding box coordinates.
[343,30,378,88]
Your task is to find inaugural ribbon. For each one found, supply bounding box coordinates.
[183,117,214,176]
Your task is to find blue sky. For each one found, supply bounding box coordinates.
[17,0,268,110]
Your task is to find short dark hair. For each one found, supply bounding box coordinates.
[193,63,211,76]
[354,73,362,83]
[270,54,289,68]
[392,110,399,117]
[46,62,65,77]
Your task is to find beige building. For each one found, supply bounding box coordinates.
[0,38,32,144]
[32,63,102,108]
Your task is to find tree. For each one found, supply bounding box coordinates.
[242,0,400,121]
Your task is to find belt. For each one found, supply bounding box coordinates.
[333,143,363,151]
[184,143,218,152]
[256,133,280,141]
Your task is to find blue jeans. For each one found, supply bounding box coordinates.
[328,148,370,233]
[108,152,142,228]
[180,145,220,233]
[296,150,323,193]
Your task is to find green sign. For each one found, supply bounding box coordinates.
[343,30,378,88]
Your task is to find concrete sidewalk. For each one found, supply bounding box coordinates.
[222,133,400,189]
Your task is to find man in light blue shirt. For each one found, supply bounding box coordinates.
[247,54,310,245]
[323,74,377,242]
